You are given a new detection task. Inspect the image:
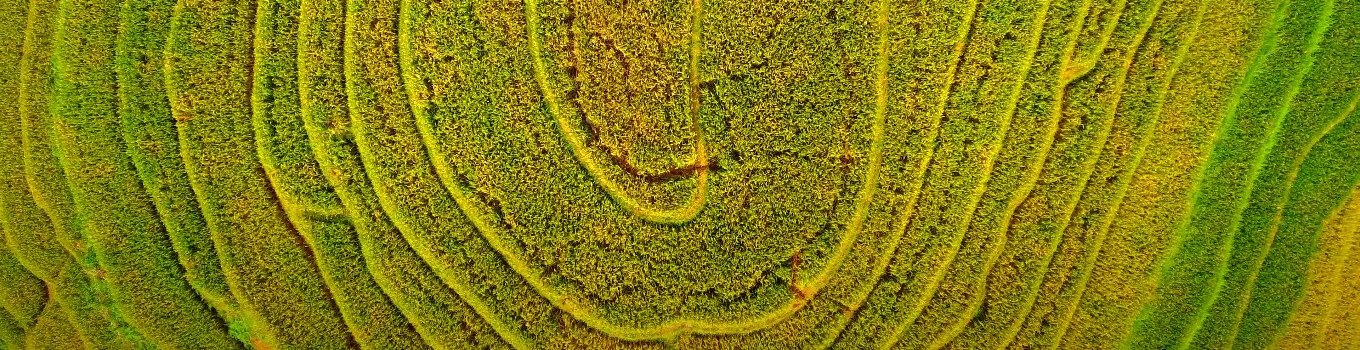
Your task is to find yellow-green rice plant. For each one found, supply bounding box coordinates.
[23,293,83,350]
[0,0,46,329]
[253,0,438,346]
[1062,0,1279,345]
[114,0,243,327]
[162,0,355,346]
[298,0,524,346]
[1188,1,1360,347]
[1275,185,1360,349]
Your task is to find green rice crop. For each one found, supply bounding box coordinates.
[1,0,1358,348]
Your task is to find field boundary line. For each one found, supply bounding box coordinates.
[816,0,983,346]
[1173,1,1332,347]
[292,2,430,346]
[1110,0,1278,345]
[987,0,1158,346]
[1308,105,1360,348]
[1113,0,1279,345]
[880,0,1069,347]
[386,0,889,340]
[930,0,1144,346]
[249,0,378,344]
[391,0,533,347]
[111,0,242,324]
[531,1,709,225]
[162,0,301,346]
[338,0,534,346]
[1214,4,1340,346]
[1048,0,1212,345]
[1228,91,1358,349]
[19,0,133,345]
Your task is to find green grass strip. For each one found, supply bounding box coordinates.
[1194,0,1359,347]
[162,0,356,346]
[0,14,70,339]
[251,0,432,346]
[1034,0,1207,346]
[1233,62,1360,350]
[20,0,80,265]
[1127,0,1330,347]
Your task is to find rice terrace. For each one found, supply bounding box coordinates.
[0,0,1359,347]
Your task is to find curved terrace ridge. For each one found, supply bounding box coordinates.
[530,0,710,225]
[387,0,896,340]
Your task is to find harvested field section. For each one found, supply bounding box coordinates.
[1,0,1358,348]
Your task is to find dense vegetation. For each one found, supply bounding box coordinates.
[0,0,1357,348]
